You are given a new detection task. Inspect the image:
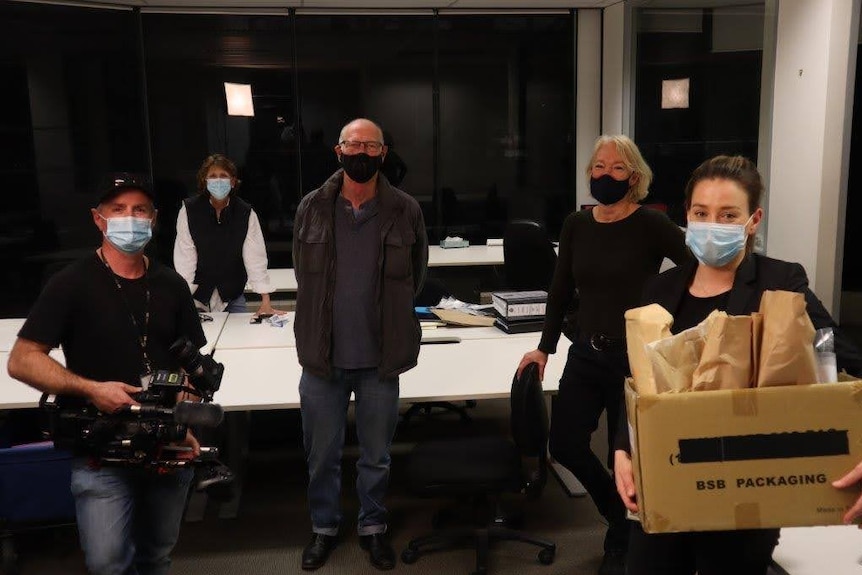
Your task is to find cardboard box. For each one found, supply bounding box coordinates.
[625,377,862,533]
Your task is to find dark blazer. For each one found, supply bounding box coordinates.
[643,253,836,332]
[615,253,862,452]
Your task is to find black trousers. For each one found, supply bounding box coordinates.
[627,522,779,575]
[549,340,630,551]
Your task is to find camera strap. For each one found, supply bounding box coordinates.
[98,249,153,375]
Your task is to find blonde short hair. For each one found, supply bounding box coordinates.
[586,135,653,202]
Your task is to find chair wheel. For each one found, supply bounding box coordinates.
[538,547,555,565]
[401,548,419,564]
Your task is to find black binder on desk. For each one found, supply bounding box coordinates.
[494,317,544,334]
[490,290,547,322]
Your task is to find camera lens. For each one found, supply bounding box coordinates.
[170,338,202,374]
[169,337,223,397]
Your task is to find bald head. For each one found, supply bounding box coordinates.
[339,118,384,144]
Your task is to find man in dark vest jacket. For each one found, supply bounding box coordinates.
[293,118,428,571]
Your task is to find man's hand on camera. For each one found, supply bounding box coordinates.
[88,381,140,414]
[173,430,201,460]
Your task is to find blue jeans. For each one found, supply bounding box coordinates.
[299,368,400,536]
[224,294,247,313]
[70,458,193,575]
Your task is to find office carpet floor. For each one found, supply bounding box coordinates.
[7,400,613,575]
[7,399,794,575]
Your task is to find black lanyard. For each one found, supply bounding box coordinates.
[98,249,152,374]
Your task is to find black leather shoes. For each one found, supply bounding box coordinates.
[359,533,396,570]
[301,533,337,571]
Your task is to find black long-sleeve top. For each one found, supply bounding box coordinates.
[538,207,692,354]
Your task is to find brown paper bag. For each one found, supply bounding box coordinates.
[693,313,753,391]
[750,312,763,386]
[647,323,709,394]
[625,304,674,395]
[756,290,818,387]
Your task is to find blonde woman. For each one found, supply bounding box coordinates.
[517,135,692,575]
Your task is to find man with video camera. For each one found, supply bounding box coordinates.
[7,174,206,575]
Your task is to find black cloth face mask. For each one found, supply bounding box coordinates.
[590,174,631,205]
[340,153,382,184]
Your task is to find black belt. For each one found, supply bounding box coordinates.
[576,332,626,352]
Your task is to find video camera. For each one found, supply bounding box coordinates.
[41,337,233,495]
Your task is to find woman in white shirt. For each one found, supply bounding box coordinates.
[174,154,278,316]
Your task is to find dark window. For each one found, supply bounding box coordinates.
[294,14,435,231]
[634,6,764,224]
[841,41,862,293]
[143,13,297,267]
[0,3,145,316]
[1,6,577,316]
[437,14,575,241]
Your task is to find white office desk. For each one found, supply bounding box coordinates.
[1,350,66,409]
[214,313,295,350]
[423,323,541,342]
[772,525,862,574]
[214,312,543,349]
[199,312,229,355]
[260,269,298,293]
[200,311,565,518]
[0,318,25,352]
[254,245,511,293]
[1,312,549,410]
[212,317,562,411]
[0,314,227,409]
[428,244,505,267]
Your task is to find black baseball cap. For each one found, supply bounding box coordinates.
[97,172,155,206]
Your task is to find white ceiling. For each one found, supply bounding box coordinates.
[20,0,767,11]
[41,0,619,9]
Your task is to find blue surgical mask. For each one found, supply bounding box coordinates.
[100,215,153,253]
[685,216,753,267]
[207,178,232,200]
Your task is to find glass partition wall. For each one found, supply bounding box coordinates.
[0,3,147,316]
[633,4,765,224]
[0,4,576,315]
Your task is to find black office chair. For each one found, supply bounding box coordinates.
[401,363,556,575]
[502,219,579,339]
[402,278,476,426]
[503,220,557,291]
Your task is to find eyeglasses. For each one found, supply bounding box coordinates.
[339,140,384,155]
[198,313,214,322]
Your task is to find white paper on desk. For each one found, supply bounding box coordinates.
[267,313,290,327]
[436,297,489,315]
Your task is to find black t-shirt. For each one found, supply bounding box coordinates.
[539,207,692,352]
[673,290,730,333]
[19,254,206,389]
